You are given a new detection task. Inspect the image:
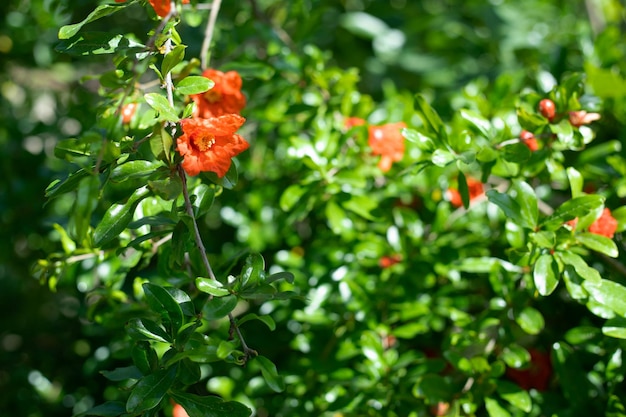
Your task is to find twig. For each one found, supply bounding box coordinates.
[201,0,223,69]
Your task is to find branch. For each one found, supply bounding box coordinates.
[201,0,223,69]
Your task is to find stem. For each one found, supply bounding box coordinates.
[201,0,223,69]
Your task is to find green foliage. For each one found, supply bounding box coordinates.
[4,0,626,417]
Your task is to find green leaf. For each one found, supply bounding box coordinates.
[515,306,544,335]
[126,318,171,343]
[75,401,126,417]
[56,32,144,56]
[414,94,447,145]
[255,355,285,392]
[196,278,230,297]
[486,189,526,228]
[485,398,511,417]
[458,171,469,208]
[557,251,601,284]
[266,271,295,284]
[412,374,453,402]
[241,253,266,287]
[431,149,455,167]
[169,391,252,417]
[577,232,618,257]
[191,184,215,218]
[100,366,143,382]
[500,344,530,368]
[92,186,150,246]
[150,124,173,163]
[176,76,214,95]
[71,175,99,242]
[602,317,626,339]
[583,279,626,316]
[552,342,588,408]
[58,4,125,39]
[460,109,491,138]
[45,168,91,199]
[501,142,531,163]
[541,195,604,231]
[567,167,583,198]
[110,160,160,182]
[126,365,177,413]
[342,194,380,220]
[144,93,180,123]
[511,180,538,229]
[402,128,435,151]
[496,380,532,413]
[533,253,559,296]
[162,44,186,78]
[203,162,239,189]
[530,231,555,248]
[202,295,238,320]
[131,342,158,375]
[237,313,276,331]
[280,184,307,212]
[142,283,184,333]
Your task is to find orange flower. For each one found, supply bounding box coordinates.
[589,208,618,238]
[447,177,484,207]
[172,403,189,417]
[148,0,170,16]
[120,102,137,124]
[379,254,402,268]
[344,117,366,129]
[569,110,601,128]
[519,130,538,151]
[368,122,407,172]
[176,114,249,177]
[190,69,246,118]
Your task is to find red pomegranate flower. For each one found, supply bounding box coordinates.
[519,130,538,151]
[379,254,402,268]
[120,102,137,124]
[146,0,189,17]
[569,110,601,128]
[368,122,407,172]
[589,208,618,238]
[190,69,246,118]
[344,117,366,129]
[176,114,249,177]
[447,177,484,208]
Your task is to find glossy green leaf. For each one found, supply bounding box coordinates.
[415,94,447,145]
[110,160,160,182]
[166,287,195,317]
[485,397,511,417]
[126,318,171,343]
[203,295,238,320]
[541,195,604,231]
[431,149,455,167]
[75,401,126,417]
[45,168,91,199]
[204,162,239,189]
[196,278,230,297]
[239,283,277,300]
[241,253,266,287]
[126,365,177,413]
[530,231,556,248]
[460,109,491,138]
[402,127,435,151]
[564,326,600,345]
[131,342,158,375]
[266,271,295,284]
[191,183,215,218]
[169,391,252,417]
[612,206,626,232]
[486,189,527,228]
[144,93,180,122]
[162,44,186,77]
[583,279,626,316]
[515,306,544,335]
[412,374,453,402]
[92,186,150,246]
[602,317,626,339]
[577,232,618,257]
[280,184,306,211]
[176,76,214,95]
[501,142,531,163]
[343,194,380,220]
[142,283,184,333]
[567,167,583,198]
[237,313,276,331]
[150,125,173,163]
[557,251,601,284]
[71,175,99,242]
[100,366,143,381]
[255,355,285,392]
[496,380,532,413]
[58,4,125,39]
[511,180,538,229]
[56,32,144,56]
[500,344,530,368]
[533,253,559,296]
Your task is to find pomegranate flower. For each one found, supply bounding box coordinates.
[368,122,407,172]
[569,110,601,128]
[447,177,484,208]
[176,114,249,177]
[190,69,246,118]
[589,208,618,238]
[344,117,366,129]
[519,130,538,151]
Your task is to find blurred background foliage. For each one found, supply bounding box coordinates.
[2,0,626,416]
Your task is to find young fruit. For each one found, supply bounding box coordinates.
[538,99,556,121]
